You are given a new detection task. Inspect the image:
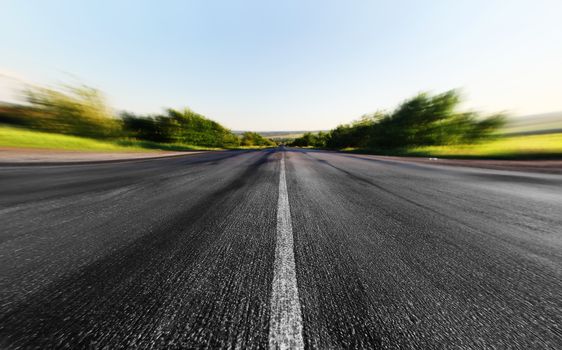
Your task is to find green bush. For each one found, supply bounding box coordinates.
[22,84,121,138]
[240,132,276,147]
[366,91,505,148]
[0,83,243,149]
[292,90,506,149]
[121,108,240,148]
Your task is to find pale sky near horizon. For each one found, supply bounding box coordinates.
[1,0,561,131]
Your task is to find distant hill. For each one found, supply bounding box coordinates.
[233,111,562,140]
[504,112,562,135]
[232,130,327,140]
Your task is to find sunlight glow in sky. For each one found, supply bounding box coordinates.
[1,0,561,130]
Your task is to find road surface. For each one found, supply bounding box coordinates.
[1,148,561,349]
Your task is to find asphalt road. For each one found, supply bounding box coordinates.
[1,148,561,349]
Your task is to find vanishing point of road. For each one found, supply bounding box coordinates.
[1,148,561,349]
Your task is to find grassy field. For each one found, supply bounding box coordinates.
[0,125,221,152]
[502,112,562,135]
[267,133,306,140]
[343,133,562,159]
[4,124,559,158]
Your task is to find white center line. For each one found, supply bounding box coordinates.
[269,151,305,350]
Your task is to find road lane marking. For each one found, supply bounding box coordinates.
[269,151,305,350]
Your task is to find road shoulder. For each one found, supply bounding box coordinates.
[339,152,562,174]
[0,147,208,166]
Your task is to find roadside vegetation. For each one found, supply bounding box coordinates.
[292,91,505,149]
[0,83,276,151]
[0,125,221,152]
[291,90,562,158]
[239,131,276,147]
[342,133,562,159]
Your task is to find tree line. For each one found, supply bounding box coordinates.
[0,84,275,148]
[291,90,505,149]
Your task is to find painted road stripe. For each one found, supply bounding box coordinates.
[269,151,304,350]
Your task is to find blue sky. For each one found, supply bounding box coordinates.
[1,0,561,130]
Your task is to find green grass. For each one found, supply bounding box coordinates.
[267,133,305,140]
[0,125,221,152]
[114,139,222,151]
[343,133,562,159]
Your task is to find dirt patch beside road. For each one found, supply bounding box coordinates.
[0,148,205,165]
[346,153,562,174]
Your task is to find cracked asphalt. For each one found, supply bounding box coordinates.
[1,148,561,349]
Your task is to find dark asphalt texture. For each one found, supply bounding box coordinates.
[1,148,561,349]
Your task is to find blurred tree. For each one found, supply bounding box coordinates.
[121,108,241,147]
[240,131,276,146]
[310,90,506,150]
[23,84,121,138]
